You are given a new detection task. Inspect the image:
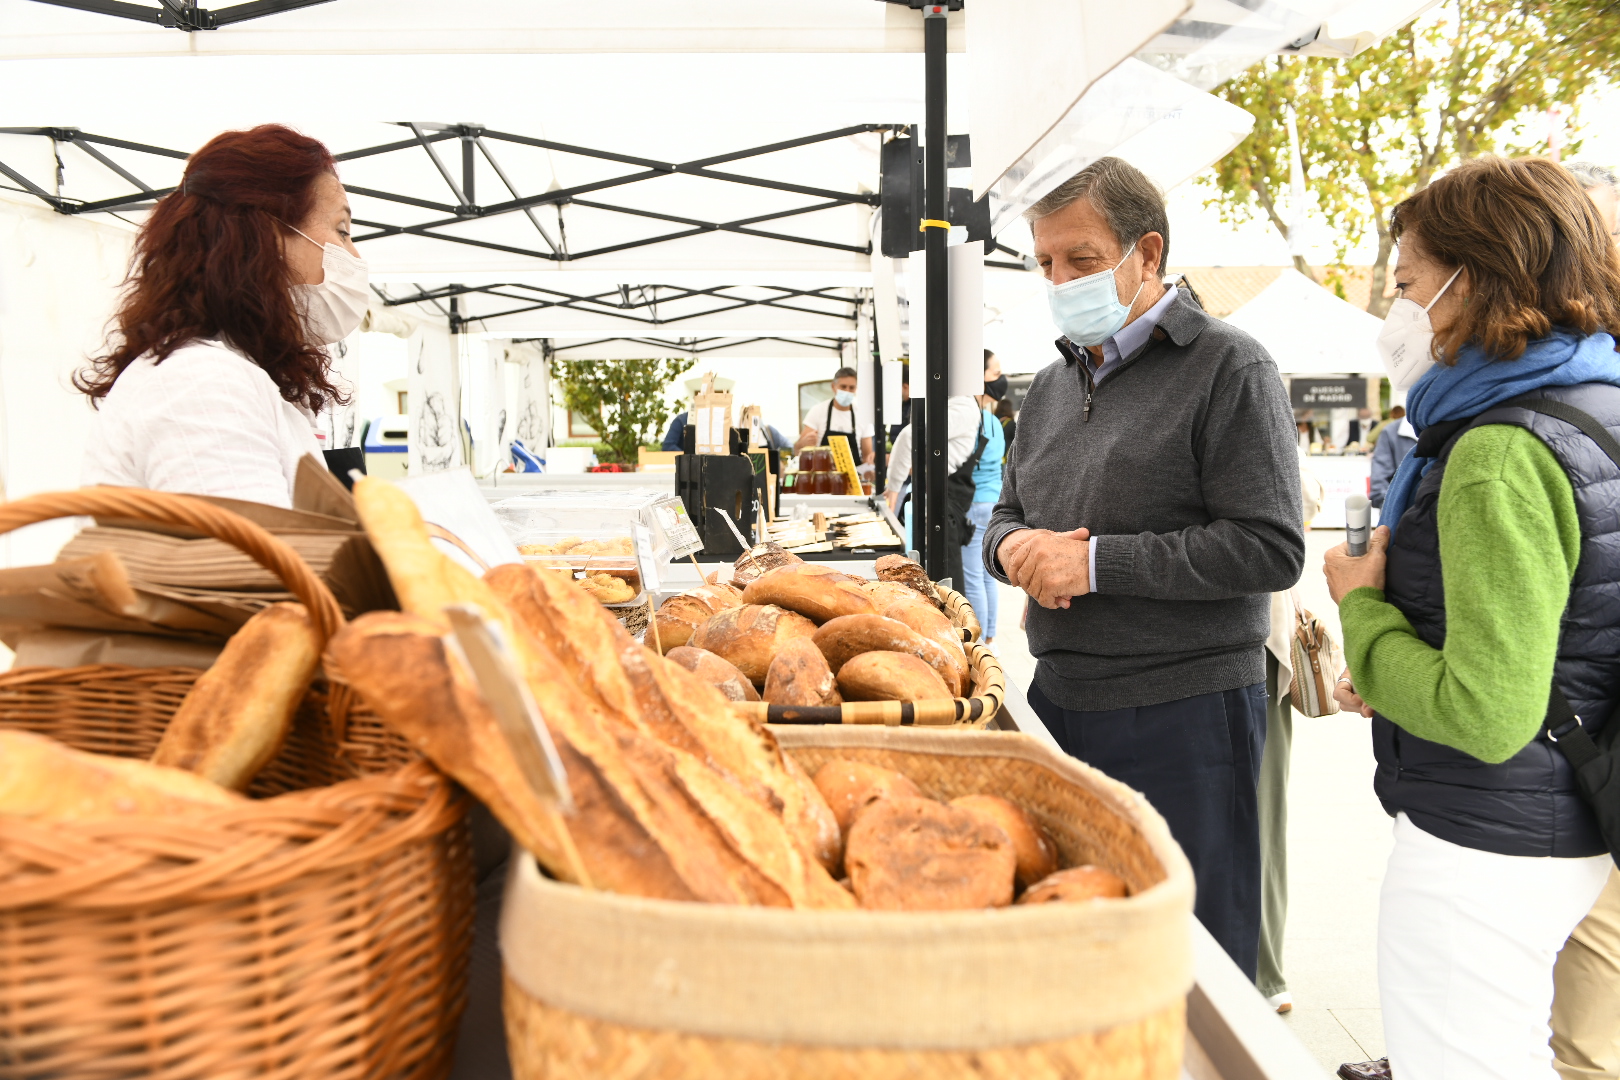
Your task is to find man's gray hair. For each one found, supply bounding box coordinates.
[1024,156,1171,270]
[1564,161,1618,192]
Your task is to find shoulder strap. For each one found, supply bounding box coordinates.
[1504,395,1620,472]
[824,398,836,435]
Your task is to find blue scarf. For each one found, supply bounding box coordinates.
[1380,330,1620,534]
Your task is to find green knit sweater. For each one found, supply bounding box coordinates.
[1340,424,1581,764]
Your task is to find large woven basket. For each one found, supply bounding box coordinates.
[500,726,1196,1080]
[731,585,1005,728]
[0,489,474,1080]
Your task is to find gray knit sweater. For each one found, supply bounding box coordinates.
[984,288,1304,711]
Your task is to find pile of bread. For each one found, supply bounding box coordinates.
[517,535,639,604]
[319,479,1124,911]
[654,546,971,708]
[814,758,1128,909]
[0,600,326,821]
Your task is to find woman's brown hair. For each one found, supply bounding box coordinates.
[77,124,348,412]
[1389,155,1620,363]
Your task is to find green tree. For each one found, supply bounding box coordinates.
[549,357,696,465]
[1203,0,1620,315]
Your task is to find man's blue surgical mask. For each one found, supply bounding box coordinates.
[834,389,856,407]
[1046,241,1144,347]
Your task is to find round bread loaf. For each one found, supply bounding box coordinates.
[651,583,744,653]
[763,636,842,708]
[664,645,761,703]
[860,580,925,609]
[742,564,878,624]
[689,603,817,685]
[731,541,802,587]
[812,614,966,696]
[811,758,925,834]
[874,553,942,608]
[846,796,1017,910]
[882,600,969,694]
[782,752,844,874]
[835,651,953,703]
[950,793,1057,889]
[1017,865,1130,905]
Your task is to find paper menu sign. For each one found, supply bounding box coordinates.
[651,496,703,560]
[691,375,734,455]
[632,523,660,593]
[392,468,523,576]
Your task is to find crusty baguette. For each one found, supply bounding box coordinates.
[0,729,241,821]
[487,562,850,902]
[742,563,878,624]
[836,651,954,703]
[812,614,966,696]
[763,636,842,708]
[666,646,760,703]
[689,604,817,685]
[846,796,1016,911]
[325,611,700,901]
[150,602,319,790]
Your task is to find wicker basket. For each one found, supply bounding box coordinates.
[0,489,474,1080]
[500,726,1195,1080]
[731,584,1005,728]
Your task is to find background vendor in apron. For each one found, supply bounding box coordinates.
[795,365,875,467]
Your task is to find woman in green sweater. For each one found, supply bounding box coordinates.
[1324,157,1620,1080]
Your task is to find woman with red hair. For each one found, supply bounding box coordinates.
[79,124,367,507]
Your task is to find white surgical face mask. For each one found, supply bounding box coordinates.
[1377,267,1463,391]
[287,224,369,346]
[834,389,856,408]
[1046,241,1145,347]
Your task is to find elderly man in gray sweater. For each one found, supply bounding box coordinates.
[985,157,1304,979]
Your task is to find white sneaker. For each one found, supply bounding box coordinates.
[1267,991,1293,1014]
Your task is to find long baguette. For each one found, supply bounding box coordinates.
[1,729,241,821]
[151,602,320,790]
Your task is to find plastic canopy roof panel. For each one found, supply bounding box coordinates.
[0,0,966,58]
[1223,268,1385,374]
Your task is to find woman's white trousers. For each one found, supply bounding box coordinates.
[1379,812,1611,1079]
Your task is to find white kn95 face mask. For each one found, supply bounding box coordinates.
[1377,267,1463,391]
[286,224,370,346]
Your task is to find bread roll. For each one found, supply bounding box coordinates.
[836,652,953,702]
[882,600,970,697]
[874,554,941,607]
[652,583,744,653]
[812,614,966,696]
[732,541,802,587]
[1018,865,1130,905]
[150,602,320,790]
[0,729,241,821]
[689,604,817,685]
[845,796,1016,910]
[763,637,842,708]
[951,793,1057,888]
[811,758,924,834]
[666,646,760,703]
[742,564,878,625]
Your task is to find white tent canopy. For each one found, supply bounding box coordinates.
[1223,269,1385,374]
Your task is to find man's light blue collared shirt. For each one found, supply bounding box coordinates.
[1082,283,1177,387]
[1082,283,1177,591]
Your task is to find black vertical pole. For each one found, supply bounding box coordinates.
[871,296,887,489]
[922,5,950,582]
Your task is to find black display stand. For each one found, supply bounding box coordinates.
[675,453,758,559]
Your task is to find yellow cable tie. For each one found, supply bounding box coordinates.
[918,218,952,231]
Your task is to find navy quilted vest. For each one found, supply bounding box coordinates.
[1373,382,1620,858]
